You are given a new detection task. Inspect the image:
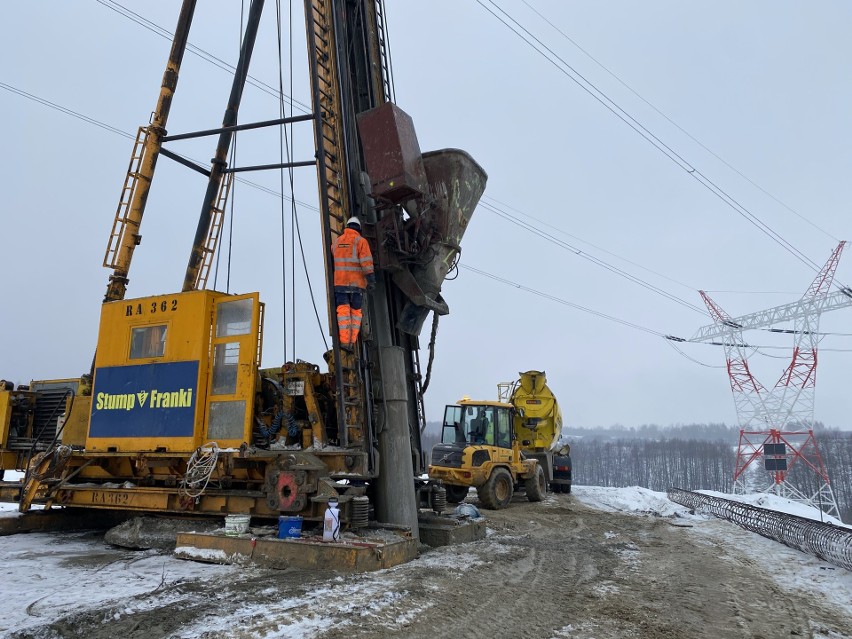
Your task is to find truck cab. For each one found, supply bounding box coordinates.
[428,399,545,509]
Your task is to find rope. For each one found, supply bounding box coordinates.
[180,443,220,499]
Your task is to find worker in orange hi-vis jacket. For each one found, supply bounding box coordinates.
[331,217,375,350]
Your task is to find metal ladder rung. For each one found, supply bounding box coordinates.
[104,127,149,268]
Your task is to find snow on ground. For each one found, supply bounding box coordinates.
[574,484,850,528]
[573,485,852,622]
[1,484,850,636]
[572,485,706,520]
[0,530,237,636]
[697,489,851,528]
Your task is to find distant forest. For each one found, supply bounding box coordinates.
[422,422,852,524]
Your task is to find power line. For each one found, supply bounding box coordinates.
[95,0,312,114]
[460,264,667,338]
[482,194,698,294]
[479,199,708,316]
[0,82,133,140]
[460,264,852,364]
[702,289,799,295]
[9,83,852,363]
[476,0,825,276]
[0,80,322,226]
[110,0,848,300]
[665,340,726,369]
[519,0,840,244]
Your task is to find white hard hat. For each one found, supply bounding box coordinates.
[346,216,361,227]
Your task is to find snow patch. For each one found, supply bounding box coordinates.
[0,532,235,635]
[697,490,850,528]
[573,485,703,519]
[174,545,230,562]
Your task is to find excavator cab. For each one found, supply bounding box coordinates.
[442,403,512,449]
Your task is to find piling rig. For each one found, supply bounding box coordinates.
[0,0,486,540]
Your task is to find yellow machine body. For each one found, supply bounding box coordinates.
[87,289,262,453]
[427,442,532,489]
[510,370,562,452]
[428,398,544,509]
[0,378,84,473]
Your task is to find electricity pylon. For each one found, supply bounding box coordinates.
[692,242,850,521]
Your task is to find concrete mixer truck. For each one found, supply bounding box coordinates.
[428,370,571,509]
[506,370,572,494]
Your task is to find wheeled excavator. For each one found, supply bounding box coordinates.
[0,0,486,544]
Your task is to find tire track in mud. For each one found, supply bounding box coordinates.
[11,493,852,639]
[324,494,619,639]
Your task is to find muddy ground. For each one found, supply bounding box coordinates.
[9,492,852,639]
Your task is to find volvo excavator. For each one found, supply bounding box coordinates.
[0,0,486,547]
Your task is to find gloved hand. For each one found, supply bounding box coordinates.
[366,281,375,292]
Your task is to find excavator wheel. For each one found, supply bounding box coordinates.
[525,465,546,502]
[445,484,470,504]
[477,467,513,509]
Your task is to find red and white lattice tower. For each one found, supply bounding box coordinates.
[692,242,849,521]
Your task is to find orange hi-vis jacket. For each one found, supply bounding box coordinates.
[332,228,374,289]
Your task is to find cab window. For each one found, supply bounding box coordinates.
[495,408,512,448]
[130,325,167,359]
[442,404,506,446]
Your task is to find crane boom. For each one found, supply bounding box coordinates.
[103,0,197,302]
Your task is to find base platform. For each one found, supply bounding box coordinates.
[418,512,487,547]
[175,527,418,572]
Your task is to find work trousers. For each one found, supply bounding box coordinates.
[334,287,364,346]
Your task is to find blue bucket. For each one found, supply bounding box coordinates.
[278,515,303,539]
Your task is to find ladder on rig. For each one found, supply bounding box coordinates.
[306,0,428,457]
[306,0,365,447]
[195,170,233,290]
[103,127,148,271]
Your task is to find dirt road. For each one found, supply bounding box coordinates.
[10,492,852,639]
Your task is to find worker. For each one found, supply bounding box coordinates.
[484,414,494,446]
[331,216,375,350]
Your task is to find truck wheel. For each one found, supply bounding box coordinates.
[565,483,572,494]
[525,466,546,502]
[477,468,513,509]
[445,484,469,504]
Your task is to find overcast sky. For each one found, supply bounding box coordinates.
[2,1,851,430]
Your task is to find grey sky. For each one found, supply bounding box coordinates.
[2,2,851,430]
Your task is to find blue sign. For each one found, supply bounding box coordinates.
[89,361,199,438]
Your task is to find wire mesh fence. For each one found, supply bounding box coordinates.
[668,488,852,572]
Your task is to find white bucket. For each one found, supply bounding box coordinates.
[224,514,251,536]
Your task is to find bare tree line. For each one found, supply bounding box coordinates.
[423,421,852,522]
[785,430,852,523]
[571,429,852,524]
[572,438,736,493]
